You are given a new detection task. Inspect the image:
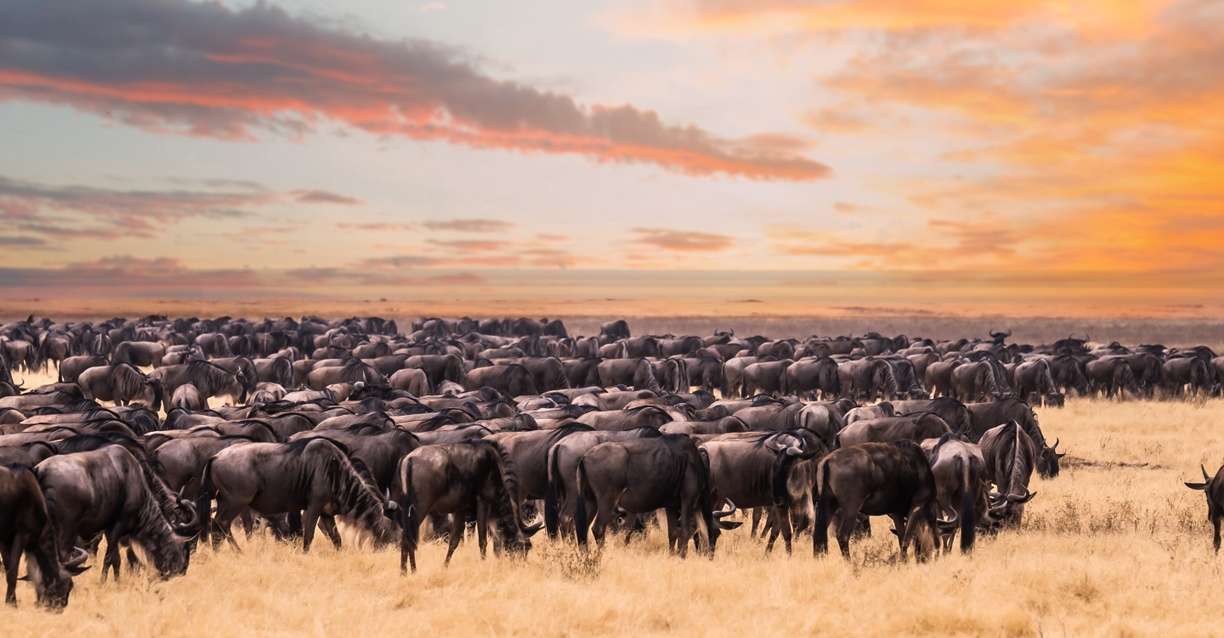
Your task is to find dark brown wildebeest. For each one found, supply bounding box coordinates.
[950,360,1002,402]
[836,413,952,447]
[1,464,90,608]
[1184,464,1223,552]
[701,430,826,554]
[543,426,663,538]
[576,404,672,431]
[57,355,108,385]
[783,357,840,400]
[966,399,1063,478]
[152,435,259,496]
[977,421,1038,527]
[921,434,991,553]
[837,358,898,402]
[484,424,592,517]
[574,434,731,557]
[396,440,539,573]
[891,397,974,435]
[198,439,397,553]
[35,447,194,581]
[1012,359,1059,406]
[77,363,164,410]
[150,359,248,405]
[813,441,953,560]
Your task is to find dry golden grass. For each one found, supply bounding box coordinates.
[5,400,1224,636]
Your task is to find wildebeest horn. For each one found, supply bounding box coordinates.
[1203,464,1212,482]
[714,499,737,518]
[62,546,91,575]
[1007,489,1036,504]
[173,501,200,534]
[934,512,959,531]
[1052,438,1060,450]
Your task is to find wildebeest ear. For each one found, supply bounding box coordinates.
[1185,482,1208,491]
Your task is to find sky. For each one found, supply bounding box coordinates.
[1,0,1221,317]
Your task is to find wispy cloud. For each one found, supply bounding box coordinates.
[0,0,829,180]
[422,218,515,233]
[631,227,735,252]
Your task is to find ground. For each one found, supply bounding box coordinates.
[5,398,1224,636]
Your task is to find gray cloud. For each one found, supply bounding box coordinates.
[0,0,829,180]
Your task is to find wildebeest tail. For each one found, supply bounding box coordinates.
[574,457,590,547]
[197,458,215,544]
[544,445,562,539]
[773,451,799,507]
[400,457,419,553]
[813,458,833,554]
[958,456,975,552]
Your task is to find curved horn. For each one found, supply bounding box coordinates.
[1203,464,1212,482]
[714,498,738,518]
[63,546,90,568]
[1007,489,1037,504]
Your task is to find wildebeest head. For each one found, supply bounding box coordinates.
[25,546,89,610]
[1037,437,1066,478]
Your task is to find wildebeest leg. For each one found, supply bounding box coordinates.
[125,545,143,573]
[834,502,865,559]
[102,532,121,582]
[677,501,694,559]
[443,510,467,567]
[750,507,763,538]
[301,505,322,553]
[2,535,21,605]
[664,509,680,552]
[476,501,489,559]
[318,515,342,550]
[212,502,244,553]
[239,510,255,538]
[774,506,794,555]
[890,513,909,560]
[1213,515,1221,553]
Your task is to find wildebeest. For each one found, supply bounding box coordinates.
[396,440,539,572]
[544,426,663,538]
[199,439,397,552]
[574,434,731,557]
[814,441,953,560]
[1184,464,1223,552]
[35,447,194,580]
[977,422,1038,527]
[922,434,990,552]
[1,464,90,608]
[77,363,164,410]
[836,413,953,447]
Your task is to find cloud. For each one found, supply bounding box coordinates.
[0,256,261,291]
[338,222,415,231]
[425,239,502,252]
[0,0,829,180]
[631,227,735,252]
[422,218,515,233]
[0,235,47,248]
[292,189,362,205]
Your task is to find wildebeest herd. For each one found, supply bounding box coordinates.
[0,315,1221,610]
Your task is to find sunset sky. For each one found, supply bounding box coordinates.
[1,0,1221,316]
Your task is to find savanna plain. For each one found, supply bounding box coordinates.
[6,369,1224,637]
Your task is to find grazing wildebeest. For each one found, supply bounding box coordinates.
[543,426,663,538]
[837,358,898,402]
[77,363,164,410]
[977,422,1038,527]
[951,360,1002,402]
[701,430,825,554]
[891,397,974,436]
[966,399,1063,478]
[151,359,248,405]
[199,439,397,552]
[574,434,732,557]
[396,440,539,573]
[0,464,89,608]
[35,447,194,581]
[814,441,953,560]
[921,434,990,553]
[171,383,206,411]
[1184,464,1223,553]
[783,357,840,399]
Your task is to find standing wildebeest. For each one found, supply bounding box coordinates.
[485,424,592,518]
[596,358,662,393]
[924,358,962,398]
[1184,464,1223,552]
[151,359,248,405]
[814,441,953,560]
[837,358,898,402]
[402,354,465,389]
[464,363,538,397]
[1162,356,1213,399]
[977,422,1038,527]
[784,357,840,399]
[951,361,1002,402]
[58,355,108,385]
[396,440,539,573]
[701,431,824,554]
[922,434,990,553]
[77,363,164,410]
[966,399,1063,478]
[1,464,89,608]
[740,360,792,397]
[109,341,167,368]
[1048,354,1090,397]
[171,384,206,411]
[1086,356,1137,400]
[389,368,431,395]
[199,439,397,552]
[1012,359,1058,406]
[836,413,952,447]
[544,427,663,538]
[35,447,194,580]
[575,434,729,557]
[891,397,974,436]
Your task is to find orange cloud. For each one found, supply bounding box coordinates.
[631,227,736,252]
